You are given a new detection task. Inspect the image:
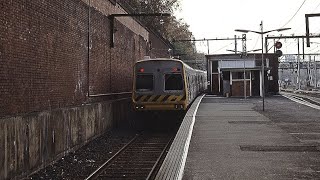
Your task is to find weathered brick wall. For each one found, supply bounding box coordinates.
[0,0,152,117]
[0,0,172,179]
[0,0,89,116]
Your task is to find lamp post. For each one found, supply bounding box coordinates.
[235,21,290,111]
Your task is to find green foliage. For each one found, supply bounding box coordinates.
[118,0,204,63]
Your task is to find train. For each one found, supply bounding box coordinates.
[132,58,207,111]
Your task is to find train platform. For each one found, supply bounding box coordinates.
[156,94,320,180]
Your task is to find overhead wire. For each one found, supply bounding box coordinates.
[291,0,320,32]
[281,0,307,28]
[265,0,307,54]
[213,42,234,53]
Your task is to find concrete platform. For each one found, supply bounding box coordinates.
[156,95,320,180]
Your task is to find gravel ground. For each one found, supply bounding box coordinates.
[24,130,137,180]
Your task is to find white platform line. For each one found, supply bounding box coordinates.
[177,94,205,180]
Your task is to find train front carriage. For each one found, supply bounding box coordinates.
[133,59,187,111]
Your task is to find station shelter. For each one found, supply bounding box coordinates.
[206,54,279,97]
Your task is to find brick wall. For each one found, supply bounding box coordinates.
[0,0,89,116]
[0,0,173,179]
[0,0,167,117]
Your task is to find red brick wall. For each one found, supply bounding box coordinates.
[0,0,89,116]
[0,0,169,117]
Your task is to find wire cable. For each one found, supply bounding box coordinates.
[213,42,234,53]
[281,0,307,28]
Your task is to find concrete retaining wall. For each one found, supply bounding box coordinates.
[0,98,132,179]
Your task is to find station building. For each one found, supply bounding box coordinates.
[206,53,279,97]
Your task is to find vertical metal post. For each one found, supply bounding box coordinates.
[207,40,210,55]
[87,0,91,97]
[109,15,115,47]
[302,37,305,59]
[306,15,310,47]
[265,35,268,53]
[234,35,237,54]
[315,56,317,88]
[261,21,265,111]
[308,55,311,87]
[242,34,247,99]
[297,38,301,90]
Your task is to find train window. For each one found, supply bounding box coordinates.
[165,74,183,90]
[136,74,153,91]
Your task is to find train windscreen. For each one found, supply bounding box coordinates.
[165,74,183,90]
[136,74,153,91]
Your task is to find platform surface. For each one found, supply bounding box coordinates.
[183,95,320,180]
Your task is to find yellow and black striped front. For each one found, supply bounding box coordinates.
[133,94,187,111]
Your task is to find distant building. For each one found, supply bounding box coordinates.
[206,53,279,97]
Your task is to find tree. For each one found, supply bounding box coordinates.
[118,0,204,63]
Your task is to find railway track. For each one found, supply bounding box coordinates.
[85,133,174,180]
[281,92,320,109]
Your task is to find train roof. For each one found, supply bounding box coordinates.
[136,58,206,74]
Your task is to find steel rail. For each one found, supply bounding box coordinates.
[85,134,140,180]
[146,136,174,180]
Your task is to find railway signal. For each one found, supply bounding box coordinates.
[275,41,283,57]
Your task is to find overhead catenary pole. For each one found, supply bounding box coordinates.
[305,13,320,47]
[242,34,247,99]
[235,35,237,54]
[207,40,210,54]
[297,38,301,90]
[315,56,317,88]
[261,21,265,111]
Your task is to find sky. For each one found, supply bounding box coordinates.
[174,0,320,57]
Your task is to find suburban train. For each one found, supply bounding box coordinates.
[132,58,207,111]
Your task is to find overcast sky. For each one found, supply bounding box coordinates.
[174,0,320,55]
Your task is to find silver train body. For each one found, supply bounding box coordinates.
[132,58,207,111]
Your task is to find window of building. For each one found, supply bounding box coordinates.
[232,71,250,80]
[212,61,218,72]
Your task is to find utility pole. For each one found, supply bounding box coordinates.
[235,35,238,54]
[315,56,317,88]
[297,38,301,90]
[242,34,247,99]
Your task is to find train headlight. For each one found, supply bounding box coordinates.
[175,104,183,109]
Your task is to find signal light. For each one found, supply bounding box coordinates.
[275,41,283,57]
[275,41,282,49]
[139,68,144,72]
